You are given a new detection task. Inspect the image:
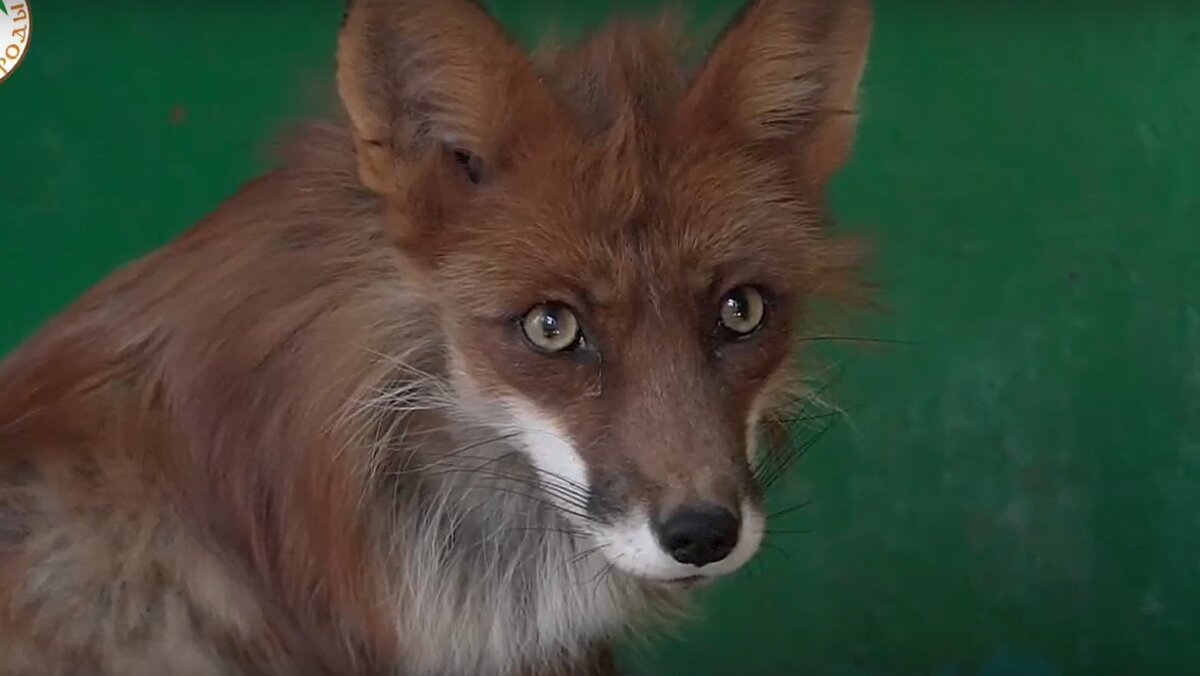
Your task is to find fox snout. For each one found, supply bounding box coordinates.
[582,465,766,583]
[487,386,767,584]
[583,492,766,584]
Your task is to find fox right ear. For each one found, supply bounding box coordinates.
[336,0,551,207]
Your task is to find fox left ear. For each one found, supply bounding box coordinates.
[684,0,873,195]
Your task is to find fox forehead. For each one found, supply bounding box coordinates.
[433,136,825,320]
[405,23,829,313]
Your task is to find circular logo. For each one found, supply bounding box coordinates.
[0,0,31,84]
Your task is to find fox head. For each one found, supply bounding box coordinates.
[337,0,872,585]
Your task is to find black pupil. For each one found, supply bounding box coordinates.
[538,310,563,340]
[725,293,748,321]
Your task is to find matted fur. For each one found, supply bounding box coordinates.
[0,1,873,674]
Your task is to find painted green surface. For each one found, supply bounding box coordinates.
[1,2,1197,674]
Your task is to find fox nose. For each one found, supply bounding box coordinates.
[656,502,740,567]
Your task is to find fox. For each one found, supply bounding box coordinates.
[0,0,873,674]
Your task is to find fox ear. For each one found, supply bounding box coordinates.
[336,0,551,208]
[685,0,873,194]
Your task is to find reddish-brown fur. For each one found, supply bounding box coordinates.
[0,1,872,674]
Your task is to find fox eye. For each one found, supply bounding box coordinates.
[718,286,767,338]
[521,303,583,353]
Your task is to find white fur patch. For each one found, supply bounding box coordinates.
[591,501,764,582]
[503,400,592,519]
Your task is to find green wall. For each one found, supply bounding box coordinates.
[2,2,1197,674]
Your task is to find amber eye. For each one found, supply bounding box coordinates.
[521,303,583,353]
[718,286,766,337]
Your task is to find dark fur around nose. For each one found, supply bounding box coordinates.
[586,474,625,524]
[655,502,740,567]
